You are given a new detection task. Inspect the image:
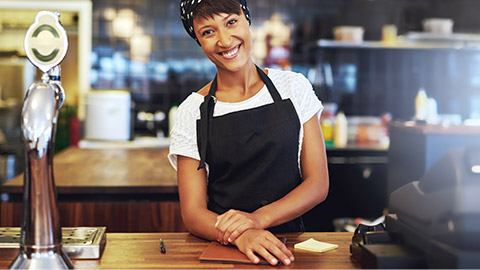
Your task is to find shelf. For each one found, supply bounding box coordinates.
[405,31,480,42]
[317,32,480,50]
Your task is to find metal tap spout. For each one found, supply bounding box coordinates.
[9,70,72,269]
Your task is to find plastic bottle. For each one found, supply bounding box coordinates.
[321,119,333,146]
[320,103,337,147]
[334,111,348,148]
[414,88,428,121]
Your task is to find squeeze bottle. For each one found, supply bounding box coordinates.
[334,111,348,148]
[415,88,428,121]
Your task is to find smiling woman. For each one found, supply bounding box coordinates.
[169,0,329,266]
[194,11,253,77]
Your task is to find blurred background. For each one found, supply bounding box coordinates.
[89,0,480,136]
[2,0,480,231]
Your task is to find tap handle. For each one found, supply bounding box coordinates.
[24,11,68,73]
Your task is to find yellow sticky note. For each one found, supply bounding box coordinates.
[294,238,339,253]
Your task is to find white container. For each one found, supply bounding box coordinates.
[85,90,131,141]
[333,26,364,43]
[423,18,454,34]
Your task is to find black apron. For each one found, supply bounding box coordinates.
[197,66,304,233]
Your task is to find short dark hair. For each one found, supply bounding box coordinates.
[180,0,251,44]
[194,0,242,21]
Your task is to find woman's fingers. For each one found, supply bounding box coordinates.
[255,245,279,265]
[215,211,235,244]
[226,223,250,243]
[215,210,232,229]
[261,236,292,265]
[250,239,291,265]
[215,210,259,244]
[271,236,294,262]
[215,210,238,231]
[222,222,241,244]
[235,230,294,266]
[244,249,261,264]
[216,211,240,244]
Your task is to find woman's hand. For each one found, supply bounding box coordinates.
[215,209,262,245]
[233,229,294,266]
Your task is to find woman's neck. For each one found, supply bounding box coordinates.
[215,60,265,102]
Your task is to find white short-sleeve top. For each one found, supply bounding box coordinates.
[168,68,323,170]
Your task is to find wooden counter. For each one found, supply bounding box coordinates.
[1,147,177,194]
[0,232,360,269]
[0,147,185,232]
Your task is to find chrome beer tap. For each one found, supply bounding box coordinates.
[9,11,73,269]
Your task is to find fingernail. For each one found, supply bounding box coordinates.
[215,221,218,227]
[271,259,278,265]
[228,238,232,242]
[290,256,295,261]
[284,259,291,265]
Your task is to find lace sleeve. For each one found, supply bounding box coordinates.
[293,72,323,124]
[168,94,202,170]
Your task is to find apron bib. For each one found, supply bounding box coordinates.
[197,66,304,233]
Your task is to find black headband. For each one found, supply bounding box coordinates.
[180,0,251,45]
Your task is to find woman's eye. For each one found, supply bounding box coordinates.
[202,30,213,36]
[227,19,237,26]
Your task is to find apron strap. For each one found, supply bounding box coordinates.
[256,66,282,103]
[197,76,217,170]
[197,66,282,170]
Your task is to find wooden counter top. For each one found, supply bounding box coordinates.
[1,147,177,195]
[0,147,185,232]
[0,232,360,269]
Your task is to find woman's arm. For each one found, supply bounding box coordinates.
[177,156,218,240]
[217,114,329,242]
[177,155,294,265]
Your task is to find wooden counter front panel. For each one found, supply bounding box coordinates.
[0,201,186,232]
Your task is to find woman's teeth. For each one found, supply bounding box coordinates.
[222,46,239,58]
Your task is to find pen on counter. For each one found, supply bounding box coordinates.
[160,238,166,253]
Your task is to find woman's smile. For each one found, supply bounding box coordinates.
[219,44,241,59]
[194,11,252,72]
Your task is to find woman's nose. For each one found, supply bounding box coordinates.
[217,29,233,47]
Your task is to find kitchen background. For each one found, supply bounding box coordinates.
[2,0,480,182]
[88,0,480,139]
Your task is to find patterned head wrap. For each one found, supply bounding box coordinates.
[180,0,251,45]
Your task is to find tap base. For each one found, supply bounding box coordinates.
[9,248,73,269]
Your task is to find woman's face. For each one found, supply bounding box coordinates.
[194,11,252,72]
